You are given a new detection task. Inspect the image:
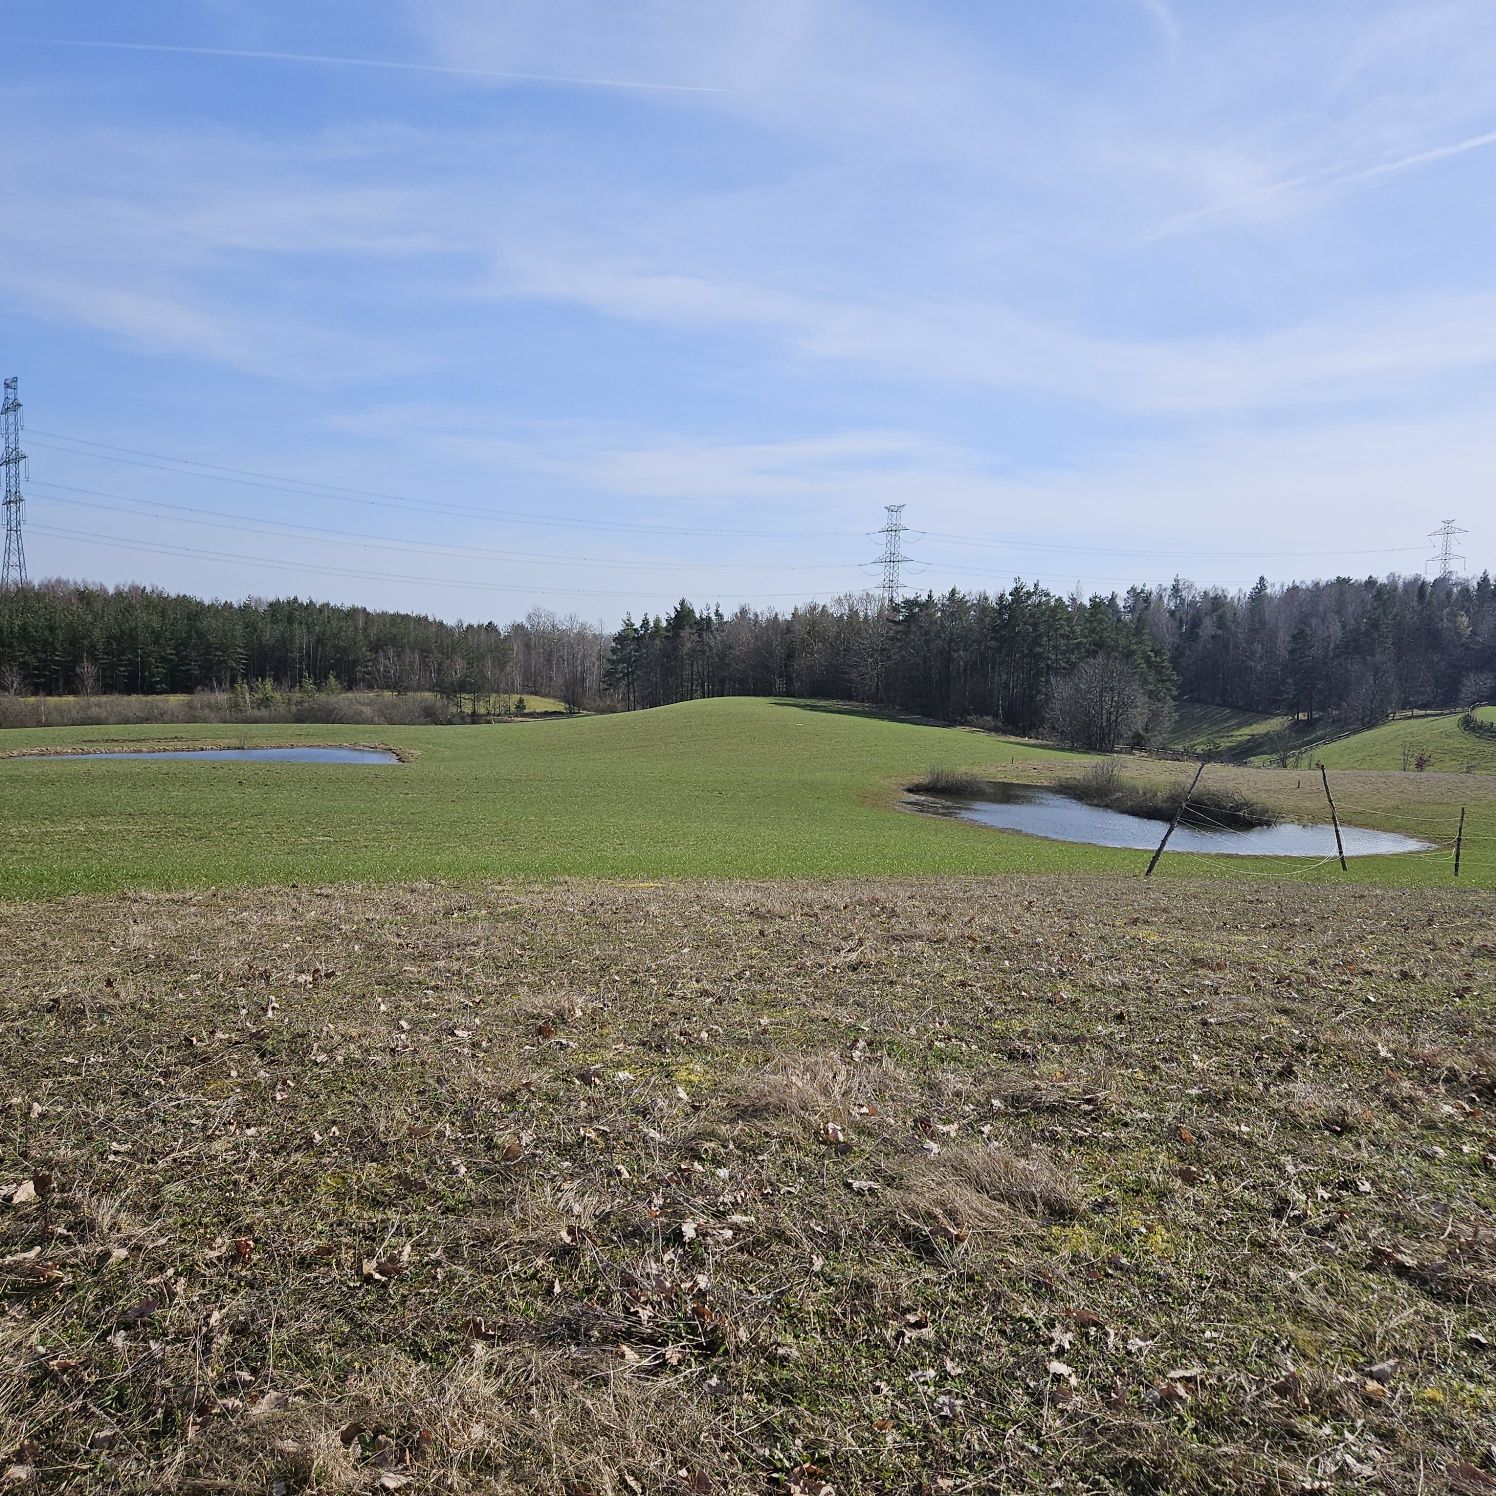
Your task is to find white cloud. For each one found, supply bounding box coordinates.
[491,249,1496,413]
[9,0,1496,614]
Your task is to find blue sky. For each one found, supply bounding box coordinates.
[3,0,1495,621]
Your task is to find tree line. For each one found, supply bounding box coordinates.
[0,582,603,710]
[2,571,1493,747]
[600,572,1495,745]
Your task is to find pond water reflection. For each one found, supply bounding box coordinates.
[40,747,398,765]
[915,782,1429,858]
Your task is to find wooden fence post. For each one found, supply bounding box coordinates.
[1454,807,1466,879]
[1319,764,1347,872]
[1145,763,1205,878]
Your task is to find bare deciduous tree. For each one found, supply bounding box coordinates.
[1046,652,1148,752]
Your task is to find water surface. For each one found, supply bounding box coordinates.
[39,746,398,765]
[918,782,1429,858]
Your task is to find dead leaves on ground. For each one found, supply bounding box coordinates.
[3,879,1493,1494]
[2,1173,52,1208]
[361,1242,412,1285]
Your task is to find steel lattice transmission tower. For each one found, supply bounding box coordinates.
[2,377,27,589]
[876,503,912,608]
[1426,518,1467,580]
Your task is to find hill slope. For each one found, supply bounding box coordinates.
[1304,711,1496,774]
[1162,703,1292,760]
[1,698,1489,896]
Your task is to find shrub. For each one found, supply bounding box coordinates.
[1057,761,1277,829]
[0,690,463,730]
[910,767,988,797]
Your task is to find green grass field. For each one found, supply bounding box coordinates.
[513,693,568,714]
[1,699,1490,897]
[1304,711,1496,775]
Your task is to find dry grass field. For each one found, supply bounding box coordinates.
[3,878,1493,1494]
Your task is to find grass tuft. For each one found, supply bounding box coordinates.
[1059,759,1278,829]
[909,766,989,796]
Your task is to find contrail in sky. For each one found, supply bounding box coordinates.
[16,36,727,94]
[1142,126,1496,243]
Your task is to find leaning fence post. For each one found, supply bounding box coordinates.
[1319,764,1347,871]
[1454,807,1466,879]
[1145,762,1205,878]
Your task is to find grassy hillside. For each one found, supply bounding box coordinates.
[1303,712,1496,775]
[514,693,568,714]
[1163,703,1291,759]
[2,878,1491,1493]
[1,699,1490,897]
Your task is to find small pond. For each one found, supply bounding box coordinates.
[915,782,1430,858]
[37,746,398,765]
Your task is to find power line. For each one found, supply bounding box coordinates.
[28,432,857,540]
[24,523,871,604]
[22,480,1449,593]
[29,489,1324,593]
[26,481,869,574]
[915,529,1427,560]
[33,428,1439,563]
[2,378,26,588]
[25,427,1490,599]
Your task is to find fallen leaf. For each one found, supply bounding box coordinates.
[361,1243,412,1283]
[1450,1465,1496,1495]
[1063,1307,1106,1329]
[1271,1370,1307,1408]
